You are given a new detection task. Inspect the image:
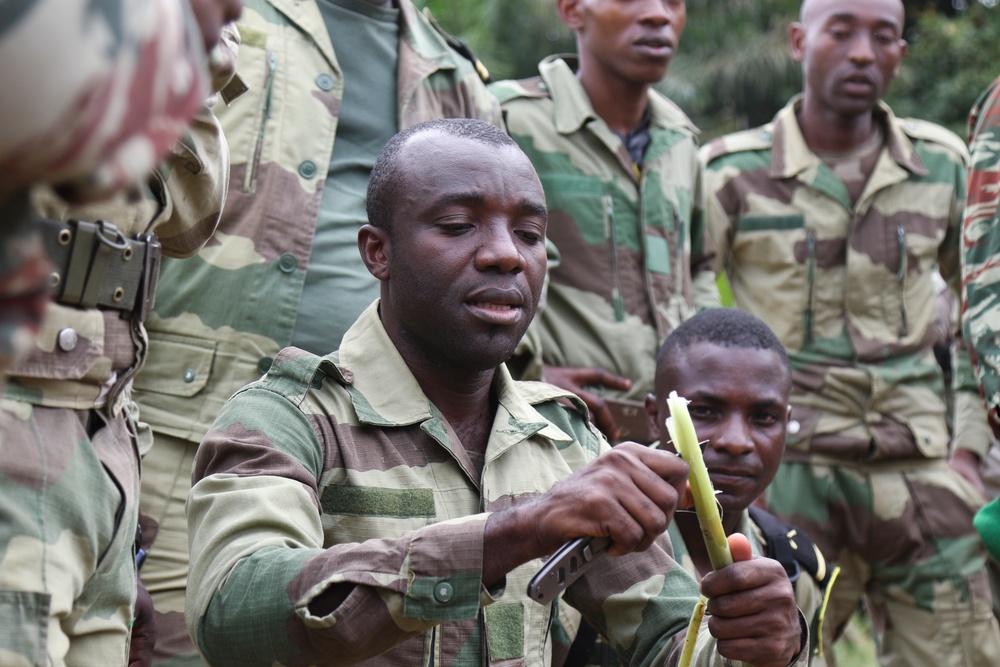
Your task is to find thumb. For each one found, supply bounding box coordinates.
[727,532,753,562]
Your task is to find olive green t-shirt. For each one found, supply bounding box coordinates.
[291,0,399,353]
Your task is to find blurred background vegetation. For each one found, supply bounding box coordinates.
[417,0,1000,142]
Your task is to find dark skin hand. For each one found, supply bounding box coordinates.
[129,581,156,667]
[701,534,802,667]
[543,364,633,442]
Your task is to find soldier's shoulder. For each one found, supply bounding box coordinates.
[700,124,776,165]
[489,76,551,105]
[419,7,491,84]
[897,116,968,161]
[256,347,348,402]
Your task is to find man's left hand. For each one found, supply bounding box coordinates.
[700,533,804,667]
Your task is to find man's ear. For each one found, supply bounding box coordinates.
[788,22,806,62]
[786,404,793,424]
[892,40,908,78]
[557,0,584,30]
[644,392,661,441]
[358,224,391,281]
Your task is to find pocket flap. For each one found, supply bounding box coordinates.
[133,334,216,397]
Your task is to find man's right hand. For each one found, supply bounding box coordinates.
[542,364,633,441]
[483,443,689,584]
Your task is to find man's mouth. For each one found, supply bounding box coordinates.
[634,35,674,57]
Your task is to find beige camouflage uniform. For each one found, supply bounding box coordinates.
[490,56,718,405]
[131,1,501,662]
[0,17,237,666]
[703,96,1000,665]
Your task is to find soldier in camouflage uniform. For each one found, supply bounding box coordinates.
[701,0,1000,664]
[489,0,718,443]
[0,0,231,390]
[185,118,807,667]
[130,1,501,663]
[962,76,1000,442]
[0,6,242,664]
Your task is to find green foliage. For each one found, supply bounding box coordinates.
[885,2,1000,137]
[417,0,999,141]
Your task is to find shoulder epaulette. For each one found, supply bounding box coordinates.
[898,117,968,160]
[489,76,550,104]
[748,505,833,589]
[701,125,776,163]
[421,8,491,84]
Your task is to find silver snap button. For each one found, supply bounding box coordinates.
[57,328,78,352]
[183,368,197,383]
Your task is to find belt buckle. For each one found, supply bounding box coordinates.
[137,233,161,322]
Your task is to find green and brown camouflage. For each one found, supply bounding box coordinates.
[490,56,719,403]
[0,400,145,667]
[186,302,791,667]
[133,0,502,446]
[0,25,236,664]
[705,96,1000,666]
[0,0,212,203]
[962,75,1000,437]
[702,96,989,462]
[0,0,222,392]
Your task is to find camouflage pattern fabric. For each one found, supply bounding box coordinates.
[962,75,1000,437]
[185,302,794,667]
[132,3,500,663]
[490,56,719,403]
[703,96,1000,665]
[0,0,211,204]
[0,30,236,664]
[0,401,143,667]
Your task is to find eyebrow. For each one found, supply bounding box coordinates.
[431,192,548,220]
[688,390,784,410]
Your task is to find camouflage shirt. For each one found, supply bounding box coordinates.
[703,97,989,461]
[491,56,719,402]
[962,75,1000,436]
[186,301,795,667]
[133,0,502,445]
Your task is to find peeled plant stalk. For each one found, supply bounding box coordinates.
[665,391,735,667]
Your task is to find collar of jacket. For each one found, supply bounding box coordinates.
[333,301,576,448]
[537,54,697,137]
[263,0,458,78]
[770,95,929,181]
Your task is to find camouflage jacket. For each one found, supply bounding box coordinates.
[962,75,1000,436]
[0,0,212,203]
[0,0,218,384]
[186,302,794,667]
[2,49,236,416]
[491,56,718,402]
[133,0,502,445]
[703,97,989,461]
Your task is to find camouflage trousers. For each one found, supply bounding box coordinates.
[765,458,1000,667]
[138,431,201,667]
[0,400,141,666]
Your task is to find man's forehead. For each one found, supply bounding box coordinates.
[800,0,904,26]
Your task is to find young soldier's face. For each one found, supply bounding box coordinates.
[651,342,791,516]
[561,0,687,87]
[790,0,906,118]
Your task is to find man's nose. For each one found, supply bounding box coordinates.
[638,0,674,26]
[476,226,523,273]
[848,33,876,65]
[710,416,754,456]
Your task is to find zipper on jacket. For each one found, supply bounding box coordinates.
[245,50,277,194]
[605,194,625,322]
[804,228,816,345]
[896,225,909,337]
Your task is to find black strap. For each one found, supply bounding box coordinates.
[749,505,832,588]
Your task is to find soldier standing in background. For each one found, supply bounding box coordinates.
[490,0,718,443]
[702,0,1000,663]
[0,1,242,665]
[130,1,501,663]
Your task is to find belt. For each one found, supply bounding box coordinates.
[39,218,161,321]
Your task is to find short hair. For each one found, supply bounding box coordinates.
[366,118,520,233]
[658,308,791,372]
